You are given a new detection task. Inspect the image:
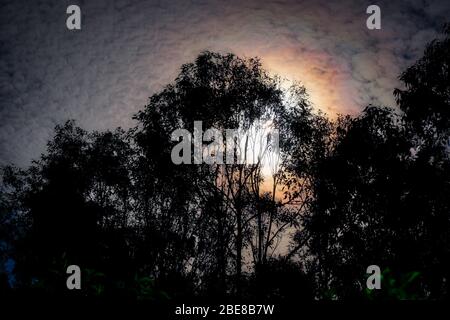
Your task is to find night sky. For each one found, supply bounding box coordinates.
[1,0,449,167]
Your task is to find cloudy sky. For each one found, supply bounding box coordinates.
[0,0,449,167]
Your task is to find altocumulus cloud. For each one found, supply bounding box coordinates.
[0,0,449,167]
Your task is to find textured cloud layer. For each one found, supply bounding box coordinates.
[0,0,449,167]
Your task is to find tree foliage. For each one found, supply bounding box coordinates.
[1,29,449,301]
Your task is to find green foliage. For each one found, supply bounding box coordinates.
[133,274,170,301]
[364,268,422,300]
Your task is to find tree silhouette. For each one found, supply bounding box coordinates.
[132,52,302,297]
[289,26,450,299]
[1,28,449,304]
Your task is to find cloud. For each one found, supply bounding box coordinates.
[0,0,449,167]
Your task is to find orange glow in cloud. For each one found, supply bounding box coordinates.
[260,47,360,117]
[221,40,361,117]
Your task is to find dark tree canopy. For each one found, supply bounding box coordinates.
[1,28,449,303]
